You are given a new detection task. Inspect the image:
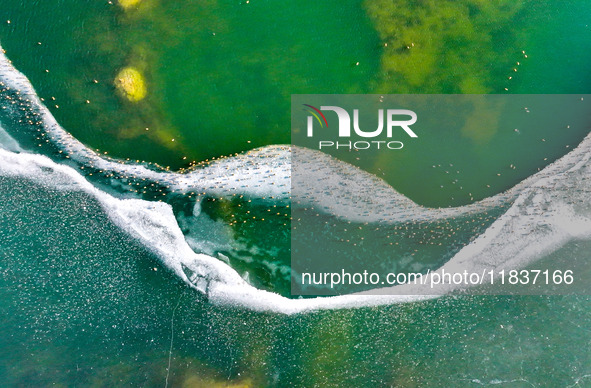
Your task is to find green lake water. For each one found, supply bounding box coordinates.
[1,0,591,386]
[2,0,591,206]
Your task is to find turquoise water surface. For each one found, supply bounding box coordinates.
[1,0,591,386]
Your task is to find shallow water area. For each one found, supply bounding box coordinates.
[0,0,380,167]
[2,0,590,208]
[1,0,591,386]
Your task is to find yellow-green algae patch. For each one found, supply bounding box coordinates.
[364,0,527,93]
[118,0,142,10]
[114,66,147,102]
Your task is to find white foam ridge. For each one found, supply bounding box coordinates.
[1,44,591,311]
[0,44,524,224]
[0,147,434,312]
[364,134,591,295]
[0,45,536,225]
[292,138,589,224]
[0,46,291,201]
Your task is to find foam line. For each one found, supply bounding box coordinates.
[1,44,591,311]
[0,147,434,312]
[0,45,291,200]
